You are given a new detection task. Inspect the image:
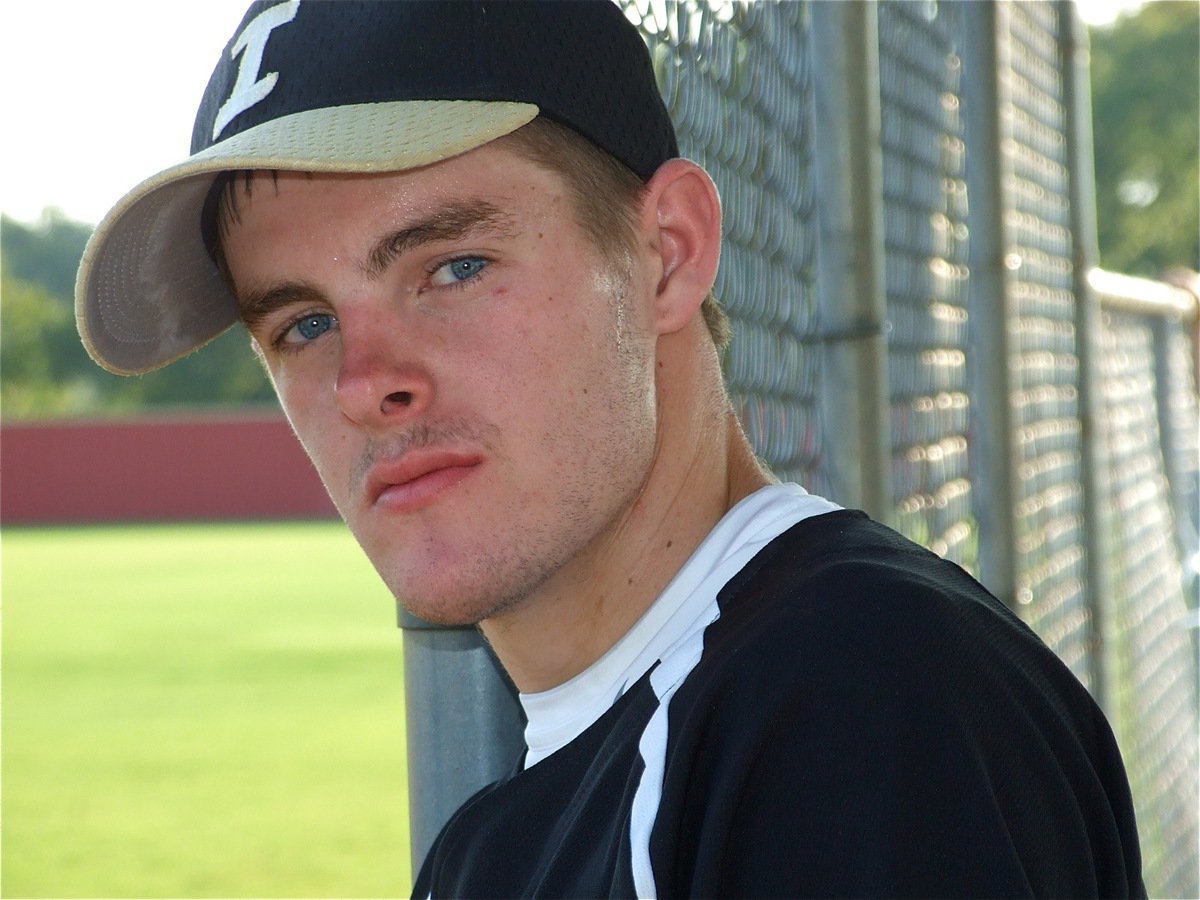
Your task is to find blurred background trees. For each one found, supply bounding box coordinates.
[1089,0,1199,276]
[1,210,275,418]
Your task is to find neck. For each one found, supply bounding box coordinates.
[480,326,772,693]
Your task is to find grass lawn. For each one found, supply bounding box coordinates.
[2,522,410,898]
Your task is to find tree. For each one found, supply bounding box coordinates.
[0,272,86,416]
[1089,2,1200,275]
[1,212,275,419]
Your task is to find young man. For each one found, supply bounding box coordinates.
[77,1,1144,896]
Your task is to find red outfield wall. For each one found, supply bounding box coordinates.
[1,413,338,524]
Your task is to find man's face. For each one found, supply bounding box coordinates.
[221,143,661,625]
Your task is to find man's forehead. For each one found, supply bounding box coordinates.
[222,137,561,207]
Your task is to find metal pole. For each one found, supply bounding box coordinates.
[810,0,893,524]
[962,0,1021,609]
[1060,0,1115,712]
[1152,312,1199,605]
[399,611,525,877]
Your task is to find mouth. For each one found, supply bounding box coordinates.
[367,450,483,513]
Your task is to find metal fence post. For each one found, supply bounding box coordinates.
[1060,0,1114,713]
[962,0,1020,608]
[809,0,893,524]
[399,611,525,877]
[1151,309,1200,607]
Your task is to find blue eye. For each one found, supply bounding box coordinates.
[282,312,337,345]
[431,256,488,287]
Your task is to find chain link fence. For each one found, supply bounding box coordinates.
[616,1,1198,895]
[1001,0,1095,685]
[626,0,827,494]
[1091,273,1199,898]
[876,0,975,572]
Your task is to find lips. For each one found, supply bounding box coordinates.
[366,450,483,513]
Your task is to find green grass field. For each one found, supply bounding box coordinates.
[2,522,410,898]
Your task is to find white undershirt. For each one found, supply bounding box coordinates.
[520,483,841,769]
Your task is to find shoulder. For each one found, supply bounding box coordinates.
[696,509,1063,715]
[651,511,1142,897]
[720,508,1016,633]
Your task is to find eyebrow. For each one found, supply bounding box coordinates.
[236,199,519,329]
[238,280,328,331]
[361,199,518,279]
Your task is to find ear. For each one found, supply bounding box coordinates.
[639,159,722,336]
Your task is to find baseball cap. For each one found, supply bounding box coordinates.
[76,0,678,375]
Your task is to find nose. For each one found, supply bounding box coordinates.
[334,321,434,427]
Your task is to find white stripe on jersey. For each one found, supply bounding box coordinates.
[516,484,841,895]
[629,601,719,897]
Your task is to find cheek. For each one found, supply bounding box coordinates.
[270,370,352,496]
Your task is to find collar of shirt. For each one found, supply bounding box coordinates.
[519,482,841,768]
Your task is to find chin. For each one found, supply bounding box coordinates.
[381,566,516,627]
[394,590,513,628]
[382,547,556,628]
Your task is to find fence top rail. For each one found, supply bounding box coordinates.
[1088,268,1199,321]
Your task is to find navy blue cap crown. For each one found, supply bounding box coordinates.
[191,0,678,179]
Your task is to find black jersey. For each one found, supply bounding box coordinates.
[412,510,1144,898]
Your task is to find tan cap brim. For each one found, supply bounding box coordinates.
[76,99,538,375]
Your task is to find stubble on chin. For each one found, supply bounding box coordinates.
[366,425,651,629]
[381,465,611,627]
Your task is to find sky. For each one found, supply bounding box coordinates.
[1,0,1145,229]
[1,0,251,226]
